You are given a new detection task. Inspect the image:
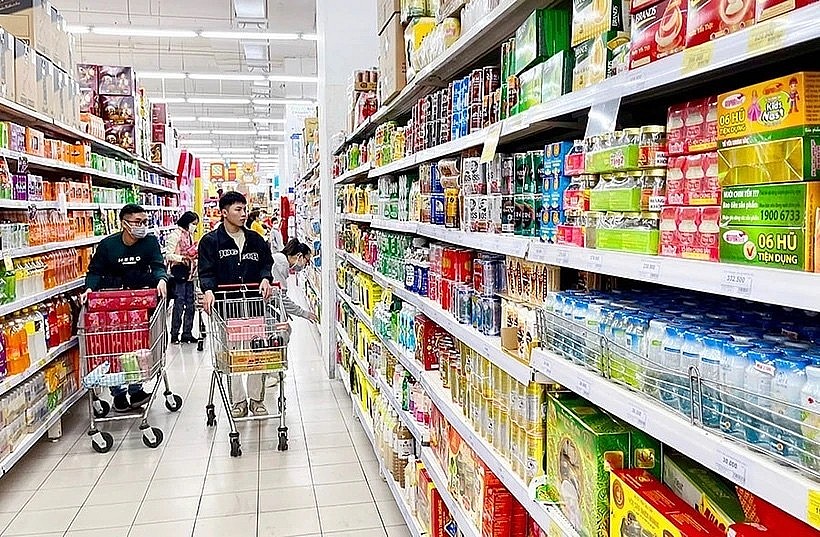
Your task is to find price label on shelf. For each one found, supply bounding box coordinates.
[3,256,12,271]
[531,352,552,377]
[556,248,570,266]
[716,449,747,486]
[628,70,647,92]
[577,378,591,397]
[748,19,785,55]
[628,405,648,429]
[721,270,753,298]
[588,253,603,271]
[639,259,661,281]
[480,123,503,164]
[528,242,555,265]
[681,42,714,74]
[808,490,820,529]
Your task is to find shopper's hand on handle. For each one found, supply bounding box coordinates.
[80,288,91,304]
[305,312,319,323]
[203,290,215,315]
[260,279,273,300]
[157,280,168,299]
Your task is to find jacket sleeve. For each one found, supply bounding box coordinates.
[197,234,218,292]
[270,253,308,318]
[164,228,185,264]
[85,239,108,290]
[282,294,308,319]
[148,237,168,284]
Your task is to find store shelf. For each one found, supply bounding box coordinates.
[333,117,373,154]
[337,290,376,333]
[0,388,86,474]
[4,236,105,260]
[375,373,429,446]
[337,322,378,388]
[299,161,321,184]
[368,155,415,178]
[333,163,372,185]
[338,252,375,277]
[530,348,820,529]
[370,218,418,234]
[0,338,78,399]
[0,278,84,317]
[369,130,486,178]
[420,370,578,536]
[418,448,481,537]
[341,213,374,224]
[415,223,530,258]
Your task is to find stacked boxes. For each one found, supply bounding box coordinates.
[571,0,630,90]
[542,141,573,243]
[349,69,378,132]
[379,1,407,105]
[630,0,687,69]
[78,64,140,155]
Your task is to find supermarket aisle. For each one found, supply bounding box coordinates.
[0,311,409,536]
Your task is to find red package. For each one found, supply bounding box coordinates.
[529,518,548,537]
[87,289,157,312]
[686,0,754,50]
[630,0,688,69]
[735,487,819,535]
[511,500,529,536]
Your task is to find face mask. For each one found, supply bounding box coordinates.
[290,260,306,273]
[127,222,149,239]
[189,224,197,233]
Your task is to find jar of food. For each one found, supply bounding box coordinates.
[640,168,667,212]
[639,125,668,168]
[623,128,641,146]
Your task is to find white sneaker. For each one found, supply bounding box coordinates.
[231,400,248,418]
[267,372,286,388]
[249,399,268,416]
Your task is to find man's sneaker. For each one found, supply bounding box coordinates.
[113,395,130,413]
[181,335,197,344]
[249,399,267,416]
[129,390,152,408]
[231,400,248,418]
[170,336,180,344]
[266,372,286,388]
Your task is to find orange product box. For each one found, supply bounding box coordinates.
[686,0,755,49]
[630,0,688,69]
[25,127,44,156]
[43,138,55,159]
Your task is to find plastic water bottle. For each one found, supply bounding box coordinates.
[643,317,669,401]
[700,334,732,428]
[769,355,808,463]
[800,357,820,471]
[660,324,685,410]
[742,349,782,447]
[720,342,754,438]
[679,330,704,417]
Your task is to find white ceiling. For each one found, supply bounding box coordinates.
[53,0,319,165]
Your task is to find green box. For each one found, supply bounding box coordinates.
[585,144,639,173]
[628,427,662,480]
[719,224,811,271]
[589,187,641,212]
[596,228,660,255]
[718,126,820,185]
[541,50,574,103]
[515,8,570,75]
[547,394,631,537]
[518,62,543,112]
[662,452,745,531]
[721,182,820,228]
[571,31,625,92]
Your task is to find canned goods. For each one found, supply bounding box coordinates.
[469,104,483,133]
[482,297,501,336]
[430,193,445,225]
[430,162,442,193]
[471,293,481,329]
[526,150,541,194]
[502,195,515,234]
[470,68,484,104]
[514,153,528,195]
[514,194,524,235]
[525,432,545,483]
[501,156,515,195]
[495,405,510,456]
[520,193,537,237]
[444,188,459,228]
[488,195,503,233]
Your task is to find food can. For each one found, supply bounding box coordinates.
[525,150,541,194]
[501,156,515,195]
[419,194,431,223]
[430,162,443,193]
[488,194,502,233]
[482,297,502,336]
[482,94,491,128]
[469,103,483,133]
[526,382,546,433]
[501,195,515,234]
[494,405,509,456]
[470,68,484,105]
[514,194,524,235]
[444,188,459,228]
[486,400,496,445]
[514,152,528,194]
[510,424,522,476]
[430,193,445,225]
[520,193,537,236]
[471,293,481,329]
[526,432,545,483]
[453,248,472,282]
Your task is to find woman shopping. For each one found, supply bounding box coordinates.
[166,211,200,344]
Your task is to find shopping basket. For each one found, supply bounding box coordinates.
[206,283,291,457]
[78,289,183,453]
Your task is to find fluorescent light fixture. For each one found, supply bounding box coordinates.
[252,98,316,105]
[152,97,186,104]
[256,130,286,136]
[268,75,319,83]
[255,140,285,145]
[252,118,286,124]
[187,97,251,105]
[178,140,214,145]
[200,31,300,40]
[211,130,258,135]
[300,33,318,41]
[92,27,198,38]
[177,129,212,134]
[196,117,251,123]
[66,25,90,34]
[189,73,266,81]
[219,148,255,153]
[139,71,187,79]
[172,116,197,122]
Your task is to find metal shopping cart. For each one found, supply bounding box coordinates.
[78,290,183,453]
[194,278,206,352]
[206,284,291,457]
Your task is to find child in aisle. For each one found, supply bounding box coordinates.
[165,211,200,344]
[248,209,267,237]
[84,204,168,412]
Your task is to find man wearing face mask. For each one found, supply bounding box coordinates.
[272,239,319,323]
[84,204,168,412]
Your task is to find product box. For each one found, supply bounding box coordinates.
[76,63,97,89]
[686,0,755,49]
[514,7,571,75]
[98,65,134,96]
[662,452,745,533]
[630,0,687,69]
[151,102,167,124]
[13,38,35,109]
[572,31,627,91]
[379,13,407,105]
[572,0,630,46]
[404,17,436,80]
[718,128,820,185]
[517,62,542,112]
[611,469,725,537]
[541,50,574,102]
[52,65,66,122]
[667,96,718,156]
[35,52,52,116]
[597,227,661,254]
[590,185,642,212]
[667,152,720,205]
[377,0,401,34]
[756,0,817,20]
[721,182,820,228]
[660,205,721,261]
[629,427,662,479]
[0,28,15,101]
[24,126,43,156]
[104,123,136,153]
[547,394,631,537]
[720,223,811,270]
[100,95,135,124]
[0,0,53,63]
[586,143,640,173]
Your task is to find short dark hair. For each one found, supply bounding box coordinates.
[218,191,247,210]
[176,211,199,229]
[282,238,311,258]
[248,209,260,221]
[120,204,146,220]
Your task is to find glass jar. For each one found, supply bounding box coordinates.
[641,169,666,212]
[639,125,668,168]
[623,127,641,146]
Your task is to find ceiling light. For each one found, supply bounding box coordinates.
[66,25,90,34]
[196,117,252,123]
[152,97,186,104]
[300,34,318,41]
[189,73,266,81]
[219,147,255,153]
[255,140,285,145]
[252,98,317,105]
[252,118,286,124]
[211,130,258,135]
[200,31,300,40]
[172,116,197,122]
[268,75,319,83]
[179,140,214,145]
[187,97,251,105]
[177,129,212,134]
[92,27,198,38]
[139,71,187,79]
[256,130,285,136]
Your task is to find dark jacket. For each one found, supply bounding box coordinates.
[85,233,167,291]
[198,224,274,293]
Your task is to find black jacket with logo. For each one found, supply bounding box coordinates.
[85,233,168,291]
[197,224,274,293]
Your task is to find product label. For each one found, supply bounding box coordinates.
[720,225,808,270]
[721,183,818,227]
[808,489,820,529]
[681,41,714,74]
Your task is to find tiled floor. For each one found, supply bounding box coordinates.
[0,287,410,536]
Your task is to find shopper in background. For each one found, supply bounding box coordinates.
[165,211,200,345]
[198,191,275,417]
[84,204,168,412]
[248,209,267,237]
[269,216,285,252]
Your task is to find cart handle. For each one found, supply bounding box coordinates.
[215,282,281,290]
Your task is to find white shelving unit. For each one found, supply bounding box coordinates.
[334,163,372,185]
[0,279,84,317]
[0,338,78,399]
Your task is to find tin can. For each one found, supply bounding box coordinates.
[430,193,445,225]
[482,94,491,128]
[525,150,541,194]
[428,271,440,303]
[471,293,481,329]
[501,195,515,234]
[457,284,472,325]
[514,153,528,195]
[441,246,455,280]
[444,188,459,228]
[482,297,502,336]
[514,194,524,235]
[440,277,453,312]
[469,68,484,105]
[488,194,502,233]
[469,104,483,133]
[501,156,515,195]
[453,249,472,282]
[430,162,442,193]
[525,432,545,483]
[520,193,537,236]
[483,66,500,96]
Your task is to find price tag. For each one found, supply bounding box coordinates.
[528,241,555,264]
[577,378,591,397]
[681,42,714,74]
[3,256,12,271]
[716,449,747,486]
[748,20,785,55]
[480,123,503,164]
[628,405,648,429]
[639,259,661,281]
[808,490,820,530]
[628,70,647,92]
[533,353,552,377]
[721,270,753,298]
[588,253,602,271]
[481,343,491,358]
[556,248,569,266]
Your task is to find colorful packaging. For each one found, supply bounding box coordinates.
[515,7,571,74]
[630,0,688,69]
[660,205,721,261]
[573,31,627,91]
[517,62,543,112]
[572,0,631,46]
[541,50,574,102]
[719,224,811,270]
[667,97,718,156]
[686,0,755,49]
[666,152,720,205]
[721,182,819,228]
[755,0,817,21]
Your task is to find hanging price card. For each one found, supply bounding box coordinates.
[721,270,753,298]
[748,19,785,55]
[588,253,603,271]
[808,490,820,529]
[681,42,714,74]
[715,449,747,486]
[531,351,552,377]
[480,123,503,164]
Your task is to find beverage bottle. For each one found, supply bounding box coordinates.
[660,324,685,410]
[769,355,808,463]
[0,322,7,378]
[47,300,59,347]
[27,308,46,360]
[800,357,820,471]
[4,320,17,375]
[679,330,704,417]
[394,422,413,488]
[700,334,732,428]
[720,342,754,438]
[742,349,781,447]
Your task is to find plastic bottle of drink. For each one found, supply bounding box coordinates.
[660,324,685,410]
[742,349,781,447]
[700,334,732,428]
[800,357,820,471]
[0,323,7,378]
[644,317,670,401]
[679,330,704,418]
[720,342,754,438]
[769,355,808,463]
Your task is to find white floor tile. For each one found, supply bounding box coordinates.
[314,481,374,507]
[85,481,150,506]
[134,496,201,525]
[385,524,411,536]
[0,491,34,514]
[311,462,366,485]
[257,507,321,537]
[3,506,79,535]
[258,485,316,513]
[318,502,383,533]
[69,501,140,531]
[325,529,387,537]
[307,446,361,467]
[377,500,407,527]
[258,466,313,489]
[202,469,258,495]
[192,513,256,537]
[197,490,257,518]
[23,484,94,510]
[128,519,195,537]
[144,475,205,501]
[66,528,130,537]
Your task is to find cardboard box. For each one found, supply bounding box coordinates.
[667,152,720,205]
[572,0,630,46]
[541,50,573,102]
[404,17,435,80]
[630,0,687,69]
[686,0,755,49]
[756,0,817,20]
[98,65,134,96]
[100,95,135,124]
[573,31,626,91]
[517,62,542,112]
[151,102,167,124]
[611,469,724,537]
[514,8,571,75]
[378,13,406,105]
[667,96,718,156]
[718,129,820,185]
[13,38,35,109]
[377,0,401,34]
[720,223,811,270]
[52,65,66,122]
[0,0,52,63]
[104,123,136,153]
[76,63,97,89]
[721,182,819,228]
[0,27,15,101]
[35,52,51,115]
[660,205,721,261]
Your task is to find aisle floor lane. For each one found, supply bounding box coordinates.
[0,284,411,536]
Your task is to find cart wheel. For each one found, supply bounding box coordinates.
[90,431,114,453]
[93,399,110,419]
[205,404,217,427]
[277,431,288,451]
[230,438,242,457]
[197,340,204,352]
[165,394,183,412]
[142,427,164,449]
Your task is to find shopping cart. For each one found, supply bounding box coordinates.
[78,290,183,453]
[194,278,206,352]
[206,284,291,457]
